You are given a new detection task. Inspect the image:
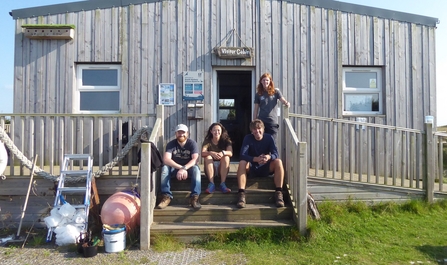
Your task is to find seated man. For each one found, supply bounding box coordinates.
[236,119,285,208]
[156,124,202,210]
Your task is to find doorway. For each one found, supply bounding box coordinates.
[216,70,253,161]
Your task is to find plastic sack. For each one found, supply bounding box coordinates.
[58,203,76,219]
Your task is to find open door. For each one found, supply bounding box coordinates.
[216,70,252,161]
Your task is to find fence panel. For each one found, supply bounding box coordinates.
[0,114,157,177]
[287,113,445,192]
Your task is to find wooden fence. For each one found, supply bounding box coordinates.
[283,108,447,203]
[0,113,159,176]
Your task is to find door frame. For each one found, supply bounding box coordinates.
[211,67,256,123]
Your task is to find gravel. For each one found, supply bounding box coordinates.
[0,244,247,265]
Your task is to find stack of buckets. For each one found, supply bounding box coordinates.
[102,224,126,253]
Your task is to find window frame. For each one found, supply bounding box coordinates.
[75,64,121,114]
[342,67,383,116]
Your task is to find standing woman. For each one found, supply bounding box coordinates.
[201,122,233,194]
[253,73,290,141]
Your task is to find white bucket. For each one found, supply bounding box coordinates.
[103,225,126,253]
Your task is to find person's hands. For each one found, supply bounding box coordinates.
[284,101,290,108]
[212,151,223,161]
[176,168,188,180]
[258,154,270,165]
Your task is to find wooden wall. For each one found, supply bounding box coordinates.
[13,0,436,146]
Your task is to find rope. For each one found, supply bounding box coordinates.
[0,125,151,183]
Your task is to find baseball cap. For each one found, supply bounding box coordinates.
[175,124,188,132]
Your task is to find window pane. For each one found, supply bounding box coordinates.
[219,99,235,107]
[344,94,379,112]
[219,109,236,120]
[80,91,120,111]
[345,72,378,88]
[82,69,118,86]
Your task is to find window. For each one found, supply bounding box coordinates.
[219,99,236,120]
[342,67,382,115]
[76,64,121,113]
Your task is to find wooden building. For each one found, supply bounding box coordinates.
[9,0,438,164]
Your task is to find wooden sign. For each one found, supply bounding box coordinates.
[215,47,252,59]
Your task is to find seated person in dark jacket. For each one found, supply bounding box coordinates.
[236,119,285,208]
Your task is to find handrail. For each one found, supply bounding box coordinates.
[283,117,307,235]
[140,105,164,250]
[288,113,424,133]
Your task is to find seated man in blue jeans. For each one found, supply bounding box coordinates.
[156,124,202,210]
[236,119,285,208]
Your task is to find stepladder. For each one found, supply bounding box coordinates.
[46,154,93,242]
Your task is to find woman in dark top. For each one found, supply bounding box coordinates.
[201,122,233,193]
[253,72,290,141]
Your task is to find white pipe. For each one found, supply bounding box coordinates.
[0,140,8,176]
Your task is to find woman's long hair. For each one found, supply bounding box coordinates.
[205,122,232,150]
[256,72,275,96]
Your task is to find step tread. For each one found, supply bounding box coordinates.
[57,187,88,192]
[155,203,287,211]
[169,189,278,195]
[151,220,294,233]
[60,170,91,175]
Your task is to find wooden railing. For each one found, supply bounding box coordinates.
[283,108,446,204]
[0,112,160,176]
[283,113,308,235]
[140,105,164,250]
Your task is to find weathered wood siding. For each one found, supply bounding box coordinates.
[13,0,436,154]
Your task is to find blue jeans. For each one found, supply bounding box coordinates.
[160,165,201,198]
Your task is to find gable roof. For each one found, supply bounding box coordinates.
[10,0,439,27]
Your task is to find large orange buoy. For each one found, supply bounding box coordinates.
[100,191,141,232]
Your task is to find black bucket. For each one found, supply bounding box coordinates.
[82,245,98,258]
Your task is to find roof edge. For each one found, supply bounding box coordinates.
[10,0,439,27]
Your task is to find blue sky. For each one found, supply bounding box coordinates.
[1,0,446,125]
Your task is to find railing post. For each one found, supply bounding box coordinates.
[298,141,307,235]
[140,142,151,250]
[424,116,434,202]
[284,104,290,119]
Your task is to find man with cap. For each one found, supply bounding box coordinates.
[156,124,202,210]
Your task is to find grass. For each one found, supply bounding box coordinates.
[152,199,447,265]
[2,200,447,264]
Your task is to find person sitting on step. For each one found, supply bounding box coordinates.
[236,119,285,208]
[201,122,233,194]
[156,124,202,210]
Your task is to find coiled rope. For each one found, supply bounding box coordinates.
[0,125,151,182]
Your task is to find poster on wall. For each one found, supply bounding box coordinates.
[183,71,204,101]
[158,83,175,105]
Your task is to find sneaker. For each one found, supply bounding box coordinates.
[237,191,246,208]
[220,182,231,193]
[156,194,171,209]
[205,183,215,194]
[189,194,202,210]
[275,191,285,208]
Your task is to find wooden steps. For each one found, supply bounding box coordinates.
[151,220,295,242]
[151,168,294,242]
